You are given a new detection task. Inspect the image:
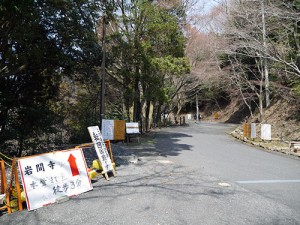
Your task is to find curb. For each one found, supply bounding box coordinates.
[230,129,300,158]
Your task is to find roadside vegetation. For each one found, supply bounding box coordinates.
[1,0,299,157]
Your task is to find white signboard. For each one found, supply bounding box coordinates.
[18,149,92,211]
[88,126,113,173]
[251,123,256,139]
[101,119,114,140]
[187,114,192,120]
[261,124,271,140]
[126,122,140,134]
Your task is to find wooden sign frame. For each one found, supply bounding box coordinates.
[0,159,23,214]
[75,141,115,165]
[88,126,116,181]
[0,160,11,213]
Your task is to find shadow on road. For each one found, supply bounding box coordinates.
[117,128,193,161]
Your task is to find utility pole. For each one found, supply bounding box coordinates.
[261,0,270,108]
[100,16,106,129]
[196,93,199,122]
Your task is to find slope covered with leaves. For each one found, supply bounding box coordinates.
[201,96,300,142]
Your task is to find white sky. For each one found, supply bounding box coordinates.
[187,0,219,15]
[187,0,222,33]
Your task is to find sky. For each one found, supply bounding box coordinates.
[187,0,220,15]
[187,0,223,33]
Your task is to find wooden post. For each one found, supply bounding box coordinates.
[11,159,23,211]
[243,123,251,138]
[104,172,109,181]
[76,140,117,179]
[0,160,11,214]
[105,140,116,177]
[105,140,114,163]
[0,160,6,194]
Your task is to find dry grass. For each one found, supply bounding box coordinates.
[202,99,300,141]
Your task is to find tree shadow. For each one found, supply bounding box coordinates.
[76,164,238,202]
[115,129,193,160]
[153,131,193,157]
[81,127,193,168]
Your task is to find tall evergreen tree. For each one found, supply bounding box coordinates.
[109,0,190,129]
[0,0,102,155]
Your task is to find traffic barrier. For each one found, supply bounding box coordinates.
[0,160,11,214]
[87,168,97,179]
[0,152,12,168]
[0,138,118,212]
[8,159,23,212]
[18,149,92,211]
[92,159,116,171]
[0,158,23,214]
[0,136,117,212]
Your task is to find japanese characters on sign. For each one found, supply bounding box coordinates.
[88,126,114,173]
[126,122,140,134]
[101,119,114,140]
[18,149,92,211]
[101,119,125,141]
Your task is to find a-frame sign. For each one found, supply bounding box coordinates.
[88,126,116,180]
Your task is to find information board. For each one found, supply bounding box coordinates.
[261,124,271,140]
[251,123,257,139]
[101,119,125,140]
[101,119,114,140]
[88,126,114,173]
[126,122,140,134]
[18,149,92,211]
[114,120,125,140]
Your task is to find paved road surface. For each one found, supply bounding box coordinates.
[1,122,300,225]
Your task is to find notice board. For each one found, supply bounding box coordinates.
[261,124,271,140]
[101,119,125,141]
[18,149,92,211]
[101,119,114,140]
[114,120,125,140]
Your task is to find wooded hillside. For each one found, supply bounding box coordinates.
[186,0,300,139]
[1,0,299,156]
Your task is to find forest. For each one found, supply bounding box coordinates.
[0,0,299,157]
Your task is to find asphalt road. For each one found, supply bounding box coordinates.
[1,122,300,225]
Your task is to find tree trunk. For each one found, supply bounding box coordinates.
[145,100,151,132]
[133,67,141,122]
[259,75,264,122]
[155,103,162,128]
[17,137,24,157]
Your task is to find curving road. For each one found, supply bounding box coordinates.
[1,122,300,225]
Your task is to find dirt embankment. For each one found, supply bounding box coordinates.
[203,99,300,140]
